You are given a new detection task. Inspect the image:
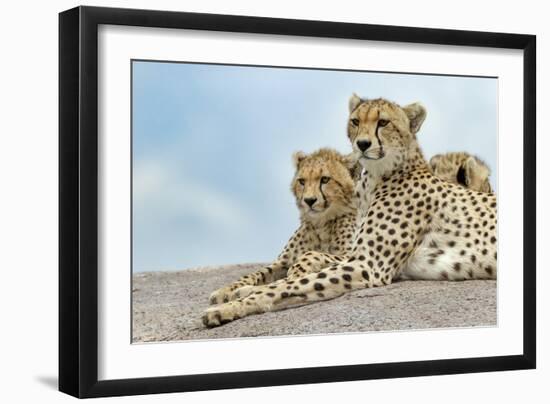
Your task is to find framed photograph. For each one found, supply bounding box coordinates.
[59,6,536,398]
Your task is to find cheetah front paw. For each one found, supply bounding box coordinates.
[208,285,237,305]
[231,285,255,299]
[209,284,257,305]
[202,302,243,328]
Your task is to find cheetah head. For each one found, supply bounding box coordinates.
[430,152,493,193]
[291,148,356,221]
[347,94,427,174]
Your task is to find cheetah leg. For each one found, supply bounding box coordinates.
[202,261,379,327]
[286,251,346,280]
[225,252,347,310]
[230,251,345,308]
[208,261,287,305]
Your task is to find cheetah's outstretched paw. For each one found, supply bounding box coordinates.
[209,284,257,305]
[208,286,235,305]
[231,285,255,299]
[202,302,243,328]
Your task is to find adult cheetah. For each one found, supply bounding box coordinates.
[430,152,493,193]
[202,95,497,327]
[208,148,358,305]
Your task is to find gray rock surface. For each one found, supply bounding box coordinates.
[132,263,496,343]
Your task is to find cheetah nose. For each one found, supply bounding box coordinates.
[304,197,317,207]
[356,140,372,152]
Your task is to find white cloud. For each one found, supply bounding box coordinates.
[133,160,251,232]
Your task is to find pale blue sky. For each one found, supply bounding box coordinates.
[132,61,497,273]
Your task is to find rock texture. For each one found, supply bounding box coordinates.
[132,263,497,343]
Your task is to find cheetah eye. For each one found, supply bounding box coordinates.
[298,178,305,186]
[351,118,360,126]
[378,119,389,127]
[320,176,330,184]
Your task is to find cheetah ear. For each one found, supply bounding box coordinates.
[429,154,442,172]
[464,156,491,183]
[292,151,307,169]
[349,93,362,113]
[403,102,427,134]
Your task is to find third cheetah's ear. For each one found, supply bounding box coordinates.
[292,151,307,169]
[429,154,442,172]
[403,102,427,134]
[464,156,491,182]
[349,93,362,113]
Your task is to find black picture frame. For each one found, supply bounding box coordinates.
[59,5,536,398]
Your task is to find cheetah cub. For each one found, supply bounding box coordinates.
[430,152,493,193]
[208,148,358,306]
[202,95,497,327]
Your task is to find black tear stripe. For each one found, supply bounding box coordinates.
[374,120,383,151]
[319,181,327,208]
[299,185,305,203]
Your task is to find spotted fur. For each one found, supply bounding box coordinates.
[208,148,357,305]
[203,96,497,327]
